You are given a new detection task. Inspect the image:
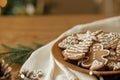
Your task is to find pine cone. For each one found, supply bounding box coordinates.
[18,70,43,80]
[0,59,12,80]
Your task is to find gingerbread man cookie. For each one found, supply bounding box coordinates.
[82,43,109,70]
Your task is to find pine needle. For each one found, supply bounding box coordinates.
[0,43,44,65]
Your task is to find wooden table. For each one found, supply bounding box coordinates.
[0,15,118,79]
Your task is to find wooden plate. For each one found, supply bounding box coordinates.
[52,37,120,75]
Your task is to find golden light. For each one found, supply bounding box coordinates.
[0,0,7,7]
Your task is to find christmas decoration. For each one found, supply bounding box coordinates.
[17,70,43,80]
[0,0,7,7]
[0,59,12,80]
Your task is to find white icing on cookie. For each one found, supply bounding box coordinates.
[107,62,120,71]
[58,35,79,49]
[76,30,97,41]
[97,32,119,49]
[116,40,120,54]
[90,60,103,70]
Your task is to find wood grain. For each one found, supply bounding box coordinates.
[0,15,116,79]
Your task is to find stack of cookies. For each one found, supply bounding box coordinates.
[58,30,120,71]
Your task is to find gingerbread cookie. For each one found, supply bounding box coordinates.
[107,62,120,71]
[62,36,95,60]
[116,40,120,54]
[97,32,119,49]
[76,30,102,41]
[76,30,96,41]
[106,50,120,70]
[82,43,109,70]
[58,30,120,71]
[76,30,102,53]
[62,30,99,60]
[62,46,86,60]
[111,32,120,38]
[62,41,92,60]
[58,34,79,49]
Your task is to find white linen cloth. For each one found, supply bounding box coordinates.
[20,16,120,80]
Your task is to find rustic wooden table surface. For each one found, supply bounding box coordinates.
[0,15,118,79]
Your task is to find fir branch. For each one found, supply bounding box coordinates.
[4,48,32,65]
[16,43,34,50]
[0,43,44,65]
[1,44,19,52]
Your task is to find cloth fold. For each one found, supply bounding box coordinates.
[20,16,120,80]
